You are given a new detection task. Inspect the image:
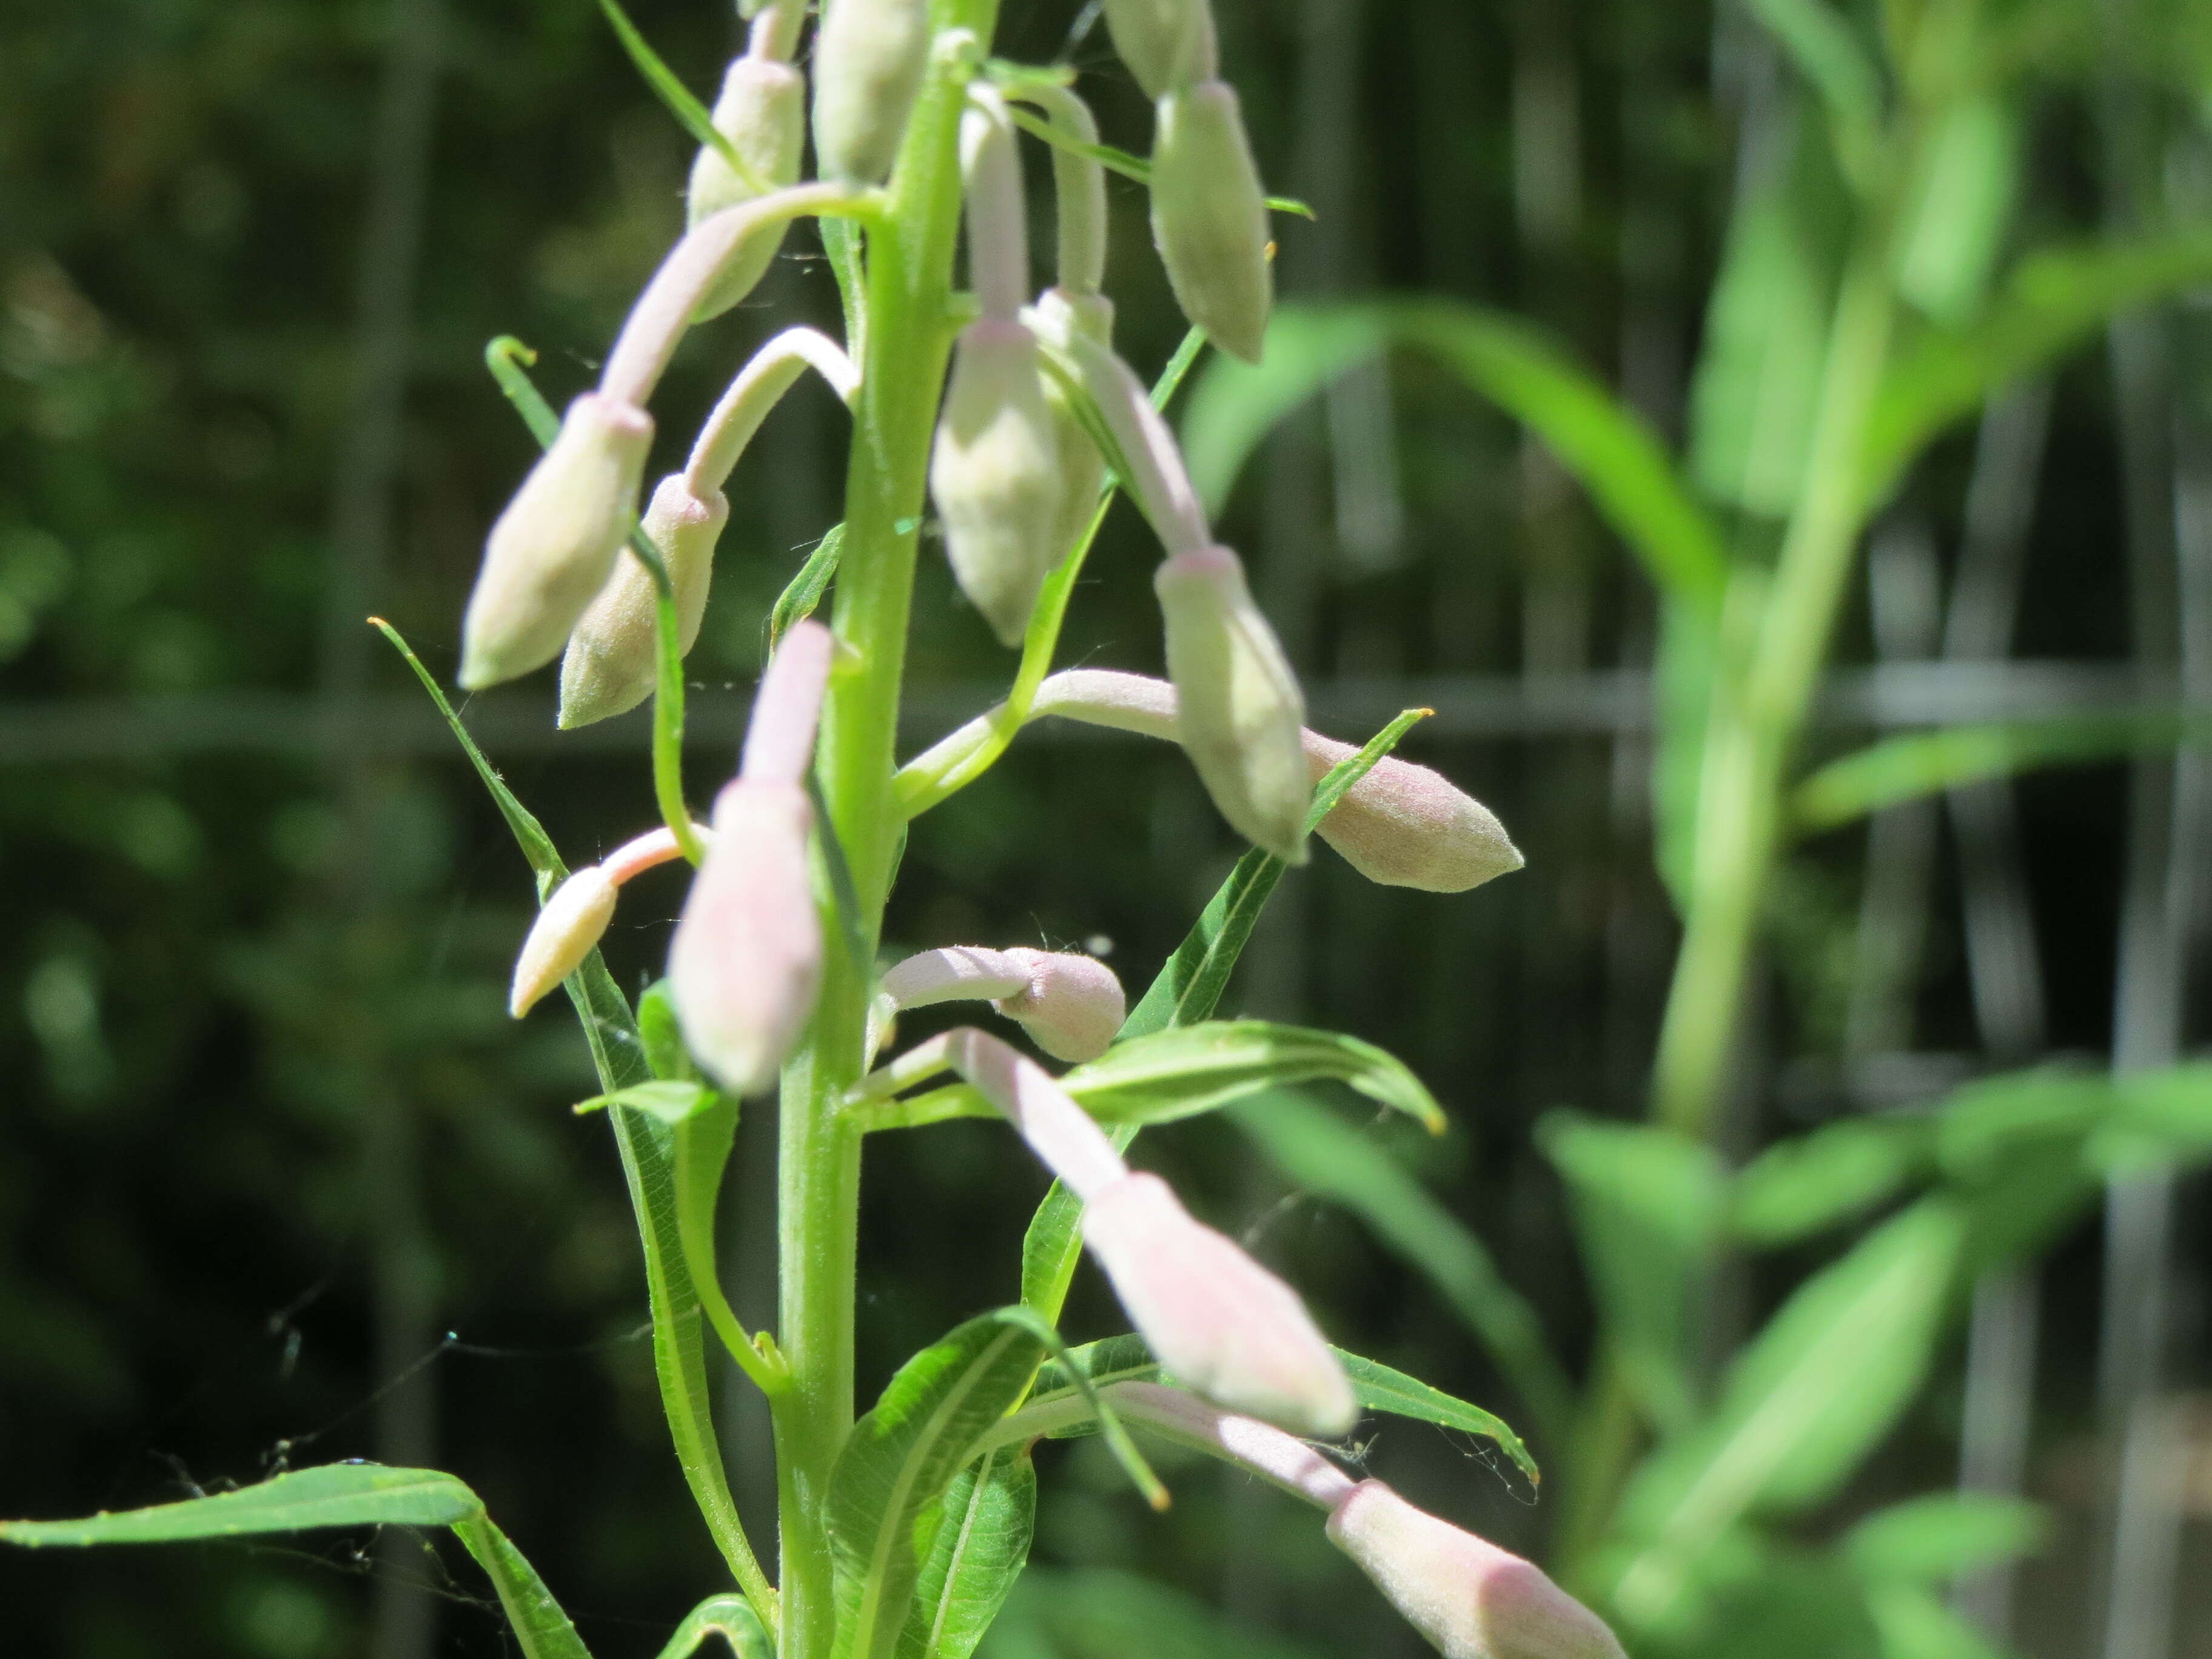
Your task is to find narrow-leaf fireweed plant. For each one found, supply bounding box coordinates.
[0,4,1604,1659]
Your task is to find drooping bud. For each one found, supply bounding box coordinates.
[811,0,930,184]
[1082,1170,1356,1438]
[1154,546,1310,860]
[509,866,618,1017]
[1327,1482,1629,1659]
[460,394,654,689]
[993,947,1124,1062]
[1150,80,1273,364]
[558,474,729,729]
[930,320,1062,646]
[667,779,821,1094]
[1030,289,1113,565]
[1101,0,1218,99]
[738,616,836,786]
[1305,739,1526,894]
[687,57,807,321]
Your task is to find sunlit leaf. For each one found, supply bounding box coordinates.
[575,1080,721,1123]
[900,1447,1036,1659]
[1842,1493,2049,1585]
[1734,1116,1931,1245]
[769,525,845,652]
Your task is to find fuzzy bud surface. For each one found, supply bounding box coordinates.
[559,474,728,729]
[1149,81,1273,363]
[1327,1482,1628,1659]
[931,320,1061,646]
[993,947,1124,1062]
[687,58,806,320]
[811,0,930,184]
[1154,546,1310,860]
[1030,289,1114,564]
[1082,1170,1355,1437]
[1101,0,1218,98]
[1305,738,1526,893]
[461,394,654,689]
[509,867,618,1017]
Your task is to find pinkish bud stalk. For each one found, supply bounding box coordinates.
[460,393,654,689]
[811,0,930,184]
[668,779,821,1094]
[740,617,836,785]
[1326,1482,1628,1659]
[686,56,806,321]
[1096,1381,1356,1509]
[685,328,860,500]
[1083,1170,1356,1437]
[558,473,727,729]
[959,89,1029,323]
[509,824,708,1017]
[1150,80,1272,363]
[1031,315,1210,558]
[1155,547,1312,860]
[1101,0,1219,99]
[992,946,1125,1062]
[930,319,1062,646]
[1008,84,1109,294]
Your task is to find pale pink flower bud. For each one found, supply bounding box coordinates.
[461,394,654,689]
[1082,1170,1355,1438]
[993,947,1124,1062]
[930,320,1061,646]
[667,778,820,1095]
[687,58,806,321]
[509,866,618,1017]
[557,474,728,729]
[1305,739,1526,894]
[1150,81,1273,364]
[1101,0,1218,99]
[811,0,929,184]
[1327,1482,1627,1659]
[1031,289,1113,564]
[739,617,834,786]
[1154,546,1310,860]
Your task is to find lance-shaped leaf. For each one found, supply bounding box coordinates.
[4,1465,591,1659]
[899,1446,1036,1659]
[856,1020,1443,1138]
[655,1594,776,1659]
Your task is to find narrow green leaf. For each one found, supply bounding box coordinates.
[1744,0,1886,189]
[1018,714,1426,1326]
[1863,1582,2012,1659]
[486,337,563,447]
[575,1080,720,1123]
[1891,97,2020,325]
[900,1447,1037,1659]
[1651,595,1726,908]
[1540,1114,1729,1436]
[454,1513,596,1659]
[769,525,845,653]
[655,1594,777,1659]
[1181,303,1728,613]
[1230,1091,1573,1445]
[1842,1493,2049,1586]
[0,1464,480,1545]
[596,0,757,189]
[1610,1201,1968,1627]
[999,106,1313,216]
[1734,1116,1932,1245]
[808,768,871,973]
[1793,710,2212,831]
[1332,1349,1538,1486]
[830,1315,1054,1659]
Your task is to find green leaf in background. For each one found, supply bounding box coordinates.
[1182,303,1728,614]
[1842,1492,2049,1586]
[1863,1582,2012,1659]
[655,1594,777,1659]
[982,1567,1327,1659]
[770,525,845,652]
[1745,0,1887,190]
[829,1313,1053,1659]
[1231,1090,1574,1445]
[899,1447,1037,1659]
[1019,712,1426,1325]
[1733,1114,1932,1245]
[1540,1114,1729,1435]
[1865,232,2212,504]
[4,1466,591,1659]
[1651,597,1726,909]
[1792,710,2212,832]
[862,1020,1445,1137]
[1891,96,2021,324]
[595,0,758,190]
[1609,1201,1968,1628]
[1689,105,1852,518]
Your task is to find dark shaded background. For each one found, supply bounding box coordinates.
[1,1,2205,1655]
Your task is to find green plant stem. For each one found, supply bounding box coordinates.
[651,575,704,865]
[770,12,994,1658]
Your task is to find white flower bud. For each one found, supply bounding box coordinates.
[667,778,821,1095]
[811,0,930,184]
[930,320,1062,646]
[460,394,654,689]
[1154,546,1310,861]
[1101,0,1218,99]
[1327,1482,1627,1659]
[687,58,806,321]
[557,474,728,729]
[1150,80,1273,364]
[1082,1170,1355,1438]
[509,866,618,1017]
[1305,739,1526,894]
[993,947,1125,1062]
[1031,289,1113,564]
